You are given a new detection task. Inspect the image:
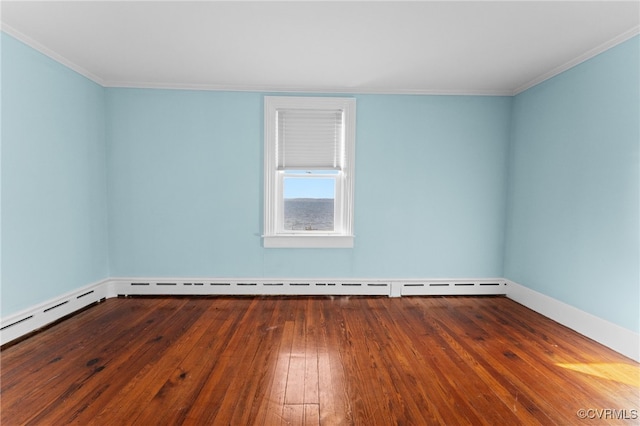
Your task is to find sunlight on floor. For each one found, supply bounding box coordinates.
[556,362,640,387]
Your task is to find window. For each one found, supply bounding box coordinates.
[264,96,356,248]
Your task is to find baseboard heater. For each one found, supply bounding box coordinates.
[1,280,112,347]
[1,277,507,347]
[111,278,507,298]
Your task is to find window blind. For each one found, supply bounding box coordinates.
[276,108,344,170]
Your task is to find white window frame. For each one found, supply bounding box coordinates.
[263,96,356,248]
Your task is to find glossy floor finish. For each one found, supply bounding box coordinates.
[1,296,638,425]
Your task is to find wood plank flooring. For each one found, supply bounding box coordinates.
[1,296,638,425]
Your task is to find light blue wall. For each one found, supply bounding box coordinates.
[106,90,511,278]
[504,36,639,332]
[1,34,109,316]
[4,27,637,336]
[351,95,510,277]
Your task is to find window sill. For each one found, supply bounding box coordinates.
[263,235,354,248]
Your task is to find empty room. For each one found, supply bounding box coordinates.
[1,1,639,424]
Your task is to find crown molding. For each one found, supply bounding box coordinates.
[1,23,105,86]
[103,80,513,97]
[513,25,640,95]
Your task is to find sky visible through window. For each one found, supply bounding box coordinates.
[283,171,337,199]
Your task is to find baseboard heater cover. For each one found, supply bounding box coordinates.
[110,278,507,298]
[0,279,114,346]
[114,279,394,296]
[1,277,506,346]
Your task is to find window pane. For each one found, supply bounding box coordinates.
[284,175,335,231]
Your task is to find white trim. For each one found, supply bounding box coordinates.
[400,278,507,296]
[105,80,514,97]
[505,280,640,362]
[513,25,640,95]
[1,24,105,86]
[263,235,355,248]
[0,278,113,346]
[263,96,356,247]
[109,277,392,297]
[108,277,506,298]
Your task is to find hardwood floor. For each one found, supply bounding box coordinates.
[1,296,638,425]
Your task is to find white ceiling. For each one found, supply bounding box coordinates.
[1,1,639,95]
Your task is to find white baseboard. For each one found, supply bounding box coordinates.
[4,277,637,363]
[0,278,114,346]
[109,277,508,298]
[505,280,640,362]
[109,277,393,297]
[398,278,507,296]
